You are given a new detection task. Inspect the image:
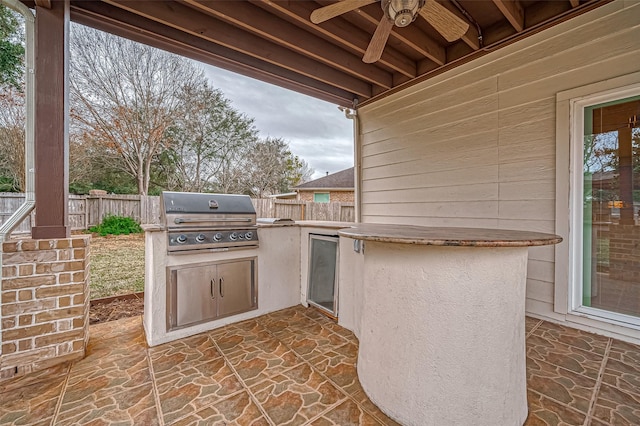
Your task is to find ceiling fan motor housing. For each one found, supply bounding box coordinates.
[384,0,424,27]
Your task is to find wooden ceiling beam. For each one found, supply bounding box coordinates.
[181,0,393,89]
[69,1,360,106]
[570,0,580,7]
[324,1,446,66]
[492,0,525,32]
[252,0,417,79]
[34,0,51,8]
[102,0,372,98]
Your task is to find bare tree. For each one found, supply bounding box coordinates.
[69,25,204,195]
[289,155,314,187]
[0,85,25,191]
[242,137,313,197]
[167,81,259,192]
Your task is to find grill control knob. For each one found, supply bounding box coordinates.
[195,233,206,243]
[213,233,223,242]
[229,232,238,241]
[245,231,253,240]
[176,234,188,244]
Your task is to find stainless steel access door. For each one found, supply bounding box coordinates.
[307,235,339,316]
[217,260,256,318]
[167,258,257,331]
[169,264,217,328]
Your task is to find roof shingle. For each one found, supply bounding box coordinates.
[295,167,354,190]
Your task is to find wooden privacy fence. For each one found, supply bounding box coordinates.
[1,193,354,232]
[252,199,355,222]
[69,194,162,229]
[0,193,161,233]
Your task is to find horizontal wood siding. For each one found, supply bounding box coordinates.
[358,1,640,320]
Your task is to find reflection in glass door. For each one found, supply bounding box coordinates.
[582,95,640,320]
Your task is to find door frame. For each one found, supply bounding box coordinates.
[555,74,640,332]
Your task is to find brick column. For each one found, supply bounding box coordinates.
[0,236,90,381]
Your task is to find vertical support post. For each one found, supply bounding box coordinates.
[32,0,70,239]
[618,127,634,225]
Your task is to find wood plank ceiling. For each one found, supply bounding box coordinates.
[30,0,610,107]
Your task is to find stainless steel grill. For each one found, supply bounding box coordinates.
[160,191,258,252]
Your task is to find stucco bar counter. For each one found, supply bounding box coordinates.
[338,224,562,426]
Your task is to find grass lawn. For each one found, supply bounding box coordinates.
[89,233,145,299]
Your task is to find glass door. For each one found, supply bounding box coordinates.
[579,94,640,323]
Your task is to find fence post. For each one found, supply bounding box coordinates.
[98,195,103,224]
[140,195,145,224]
[83,197,88,229]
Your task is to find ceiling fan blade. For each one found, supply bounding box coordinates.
[419,0,470,42]
[310,0,377,24]
[363,18,394,63]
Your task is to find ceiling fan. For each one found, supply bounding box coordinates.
[310,0,470,63]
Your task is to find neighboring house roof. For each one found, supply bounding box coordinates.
[295,167,354,191]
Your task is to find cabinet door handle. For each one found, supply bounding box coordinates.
[210,279,215,299]
[219,277,224,297]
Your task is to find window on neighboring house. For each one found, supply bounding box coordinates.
[569,84,640,326]
[313,192,330,203]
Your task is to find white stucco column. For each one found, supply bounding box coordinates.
[358,242,529,426]
[338,224,561,426]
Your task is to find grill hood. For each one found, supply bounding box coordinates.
[162,191,256,216]
[160,191,258,252]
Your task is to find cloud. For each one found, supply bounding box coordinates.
[203,65,354,180]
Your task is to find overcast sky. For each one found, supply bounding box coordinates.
[202,65,354,181]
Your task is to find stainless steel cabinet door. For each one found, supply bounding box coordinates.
[307,235,339,315]
[171,264,217,328]
[217,260,255,318]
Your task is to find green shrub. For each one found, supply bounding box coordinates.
[89,215,143,236]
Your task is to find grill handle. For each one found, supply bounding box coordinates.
[174,217,253,224]
[219,277,224,297]
[210,279,215,299]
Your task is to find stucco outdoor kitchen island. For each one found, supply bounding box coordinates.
[337,224,562,426]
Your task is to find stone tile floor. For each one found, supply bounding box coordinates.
[1,305,639,425]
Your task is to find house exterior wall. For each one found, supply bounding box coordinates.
[0,236,90,381]
[297,190,355,203]
[357,1,640,339]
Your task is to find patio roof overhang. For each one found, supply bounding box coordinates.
[24,0,611,108]
[10,0,612,238]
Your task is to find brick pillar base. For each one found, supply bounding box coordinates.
[0,235,90,381]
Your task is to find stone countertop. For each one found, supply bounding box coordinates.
[295,220,355,229]
[338,224,562,247]
[141,224,164,232]
[257,220,354,229]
